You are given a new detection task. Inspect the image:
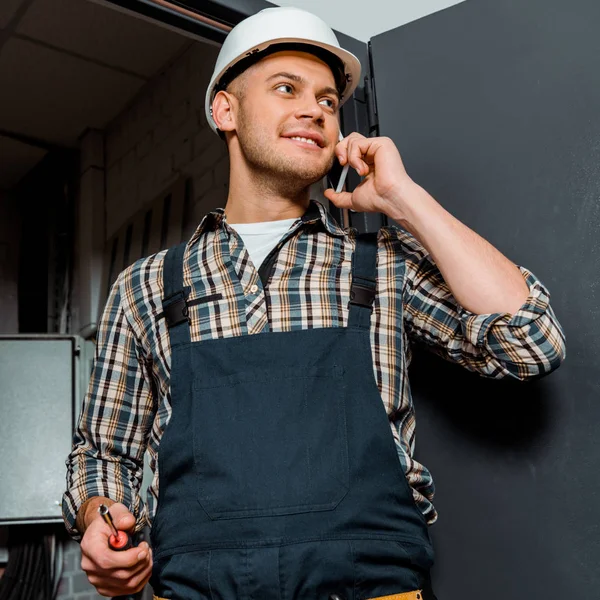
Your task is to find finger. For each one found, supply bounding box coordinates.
[335,131,364,164]
[323,188,353,210]
[108,503,137,532]
[111,543,150,568]
[335,138,350,165]
[345,131,366,143]
[108,550,152,582]
[346,137,371,176]
[353,135,382,161]
[97,543,151,572]
[93,562,152,598]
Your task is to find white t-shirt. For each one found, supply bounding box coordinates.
[229,217,298,270]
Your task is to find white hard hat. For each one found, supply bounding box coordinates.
[205,7,362,135]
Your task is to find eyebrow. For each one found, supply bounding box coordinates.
[265,72,340,101]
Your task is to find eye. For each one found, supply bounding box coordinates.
[319,97,337,110]
[275,83,294,94]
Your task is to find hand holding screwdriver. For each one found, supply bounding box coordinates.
[79,499,152,597]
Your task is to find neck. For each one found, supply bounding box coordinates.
[224,156,312,224]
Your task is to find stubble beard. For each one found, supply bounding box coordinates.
[237,114,335,197]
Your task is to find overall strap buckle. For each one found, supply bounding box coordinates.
[162,290,189,328]
[349,276,377,310]
[347,231,378,329]
[162,242,191,345]
[348,230,379,313]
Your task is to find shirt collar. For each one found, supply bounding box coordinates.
[300,199,347,238]
[188,199,347,246]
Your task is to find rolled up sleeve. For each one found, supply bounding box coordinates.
[62,272,154,541]
[457,265,566,379]
[401,233,566,381]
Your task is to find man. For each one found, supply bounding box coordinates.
[63,7,566,599]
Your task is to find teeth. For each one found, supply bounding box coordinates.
[290,136,317,146]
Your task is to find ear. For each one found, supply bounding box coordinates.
[212,91,237,133]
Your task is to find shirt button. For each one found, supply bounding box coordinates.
[249,284,259,294]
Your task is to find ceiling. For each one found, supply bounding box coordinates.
[272,0,466,42]
[0,0,191,190]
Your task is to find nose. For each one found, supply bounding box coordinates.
[294,96,325,123]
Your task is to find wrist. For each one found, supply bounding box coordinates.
[77,496,114,534]
[383,180,432,232]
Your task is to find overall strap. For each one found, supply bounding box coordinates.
[348,231,378,330]
[161,242,191,346]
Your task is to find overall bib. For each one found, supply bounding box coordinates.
[150,233,435,600]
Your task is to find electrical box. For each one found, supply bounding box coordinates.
[0,335,84,525]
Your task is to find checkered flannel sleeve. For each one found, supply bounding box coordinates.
[399,232,566,380]
[62,273,155,541]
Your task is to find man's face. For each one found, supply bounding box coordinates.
[225,51,341,187]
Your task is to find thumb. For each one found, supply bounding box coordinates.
[108,502,136,531]
[324,188,353,210]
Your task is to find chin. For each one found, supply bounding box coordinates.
[288,166,328,184]
[285,155,330,179]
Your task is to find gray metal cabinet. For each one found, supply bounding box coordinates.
[0,335,82,524]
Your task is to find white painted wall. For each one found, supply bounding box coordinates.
[272,0,466,42]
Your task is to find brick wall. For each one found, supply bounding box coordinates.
[104,40,228,242]
[57,537,103,600]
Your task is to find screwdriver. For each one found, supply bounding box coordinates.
[98,504,133,551]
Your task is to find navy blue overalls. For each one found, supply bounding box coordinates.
[150,232,435,600]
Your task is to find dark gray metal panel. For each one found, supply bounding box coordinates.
[370,0,599,598]
[0,337,77,523]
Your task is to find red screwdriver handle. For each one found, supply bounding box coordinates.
[98,504,134,552]
[108,530,132,551]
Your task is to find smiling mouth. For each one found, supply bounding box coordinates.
[286,136,322,149]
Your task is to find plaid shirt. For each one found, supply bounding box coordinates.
[63,200,566,540]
